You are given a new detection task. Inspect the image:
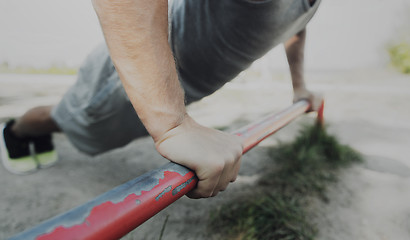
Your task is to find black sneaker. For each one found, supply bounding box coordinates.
[0,120,38,174]
[31,133,58,168]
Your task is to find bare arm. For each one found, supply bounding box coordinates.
[285,29,306,94]
[92,0,242,198]
[92,0,184,139]
[284,28,321,111]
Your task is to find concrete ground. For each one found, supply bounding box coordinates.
[1,67,410,239]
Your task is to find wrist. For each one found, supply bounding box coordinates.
[293,86,308,94]
[153,114,198,146]
[146,110,188,143]
[293,88,312,102]
[291,75,306,91]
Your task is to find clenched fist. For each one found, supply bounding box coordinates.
[155,115,243,199]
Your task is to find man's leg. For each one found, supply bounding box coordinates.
[12,106,60,138]
[1,43,147,173]
[1,106,59,174]
[49,43,149,156]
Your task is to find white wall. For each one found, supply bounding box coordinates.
[261,0,410,71]
[0,0,103,68]
[0,0,409,70]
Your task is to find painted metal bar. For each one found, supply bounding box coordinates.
[316,100,325,126]
[234,100,310,153]
[10,100,312,240]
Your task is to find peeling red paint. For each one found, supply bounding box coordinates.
[37,170,197,240]
[316,100,325,126]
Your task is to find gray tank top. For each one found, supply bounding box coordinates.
[170,0,321,101]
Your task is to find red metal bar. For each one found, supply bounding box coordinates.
[316,99,325,126]
[10,100,313,240]
[234,100,310,153]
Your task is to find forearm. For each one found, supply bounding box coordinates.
[284,29,323,111]
[92,0,185,141]
[92,0,242,199]
[284,28,307,92]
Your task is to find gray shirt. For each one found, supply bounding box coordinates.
[171,0,321,101]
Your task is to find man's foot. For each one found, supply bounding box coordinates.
[0,120,38,174]
[0,120,58,174]
[32,134,58,168]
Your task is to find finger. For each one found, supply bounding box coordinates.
[210,166,230,197]
[312,93,324,112]
[186,190,202,199]
[186,177,220,199]
[230,142,243,182]
[230,156,242,182]
[186,167,222,198]
[211,154,241,196]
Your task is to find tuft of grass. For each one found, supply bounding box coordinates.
[209,123,362,240]
[210,193,316,240]
[0,62,77,75]
[262,123,363,200]
[389,42,410,74]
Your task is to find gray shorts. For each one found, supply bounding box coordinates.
[51,0,321,155]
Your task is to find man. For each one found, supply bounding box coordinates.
[0,0,321,199]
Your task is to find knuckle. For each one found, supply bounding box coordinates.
[225,155,235,165]
[235,145,243,156]
[209,161,225,174]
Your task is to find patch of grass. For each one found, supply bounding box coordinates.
[209,123,362,240]
[389,42,410,74]
[0,62,77,75]
[210,193,316,240]
[262,123,363,200]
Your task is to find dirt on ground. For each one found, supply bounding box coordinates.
[1,68,410,240]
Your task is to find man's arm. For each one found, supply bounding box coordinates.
[284,28,321,111]
[92,0,242,198]
[92,0,184,138]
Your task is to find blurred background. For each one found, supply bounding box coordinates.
[0,0,409,71]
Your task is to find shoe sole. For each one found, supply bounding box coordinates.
[37,150,58,169]
[0,123,38,175]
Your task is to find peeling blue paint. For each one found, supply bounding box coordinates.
[10,162,191,240]
[172,176,196,196]
[155,185,172,201]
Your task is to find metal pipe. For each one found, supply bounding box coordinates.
[10,100,312,240]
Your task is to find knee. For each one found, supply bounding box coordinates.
[29,106,54,121]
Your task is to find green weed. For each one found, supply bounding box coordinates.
[389,42,410,74]
[209,123,362,240]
